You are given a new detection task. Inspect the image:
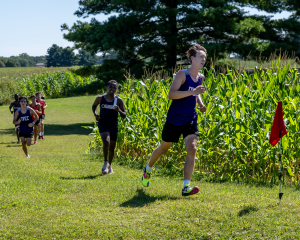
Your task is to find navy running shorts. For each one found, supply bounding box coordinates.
[162,120,199,143]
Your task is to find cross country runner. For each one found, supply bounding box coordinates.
[141,45,207,196]
[36,91,47,139]
[29,95,42,144]
[92,80,126,174]
[13,96,39,158]
[9,94,21,143]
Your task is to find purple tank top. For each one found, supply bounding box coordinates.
[166,69,202,126]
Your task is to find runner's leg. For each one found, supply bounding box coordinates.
[108,140,116,165]
[148,140,172,167]
[33,125,38,142]
[100,132,110,161]
[183,134,198,181]
[21,137,28,156]
[26,137,32,147]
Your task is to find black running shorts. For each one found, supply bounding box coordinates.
[162,121,199,143]
[40,114,45,120]
[97,122,118,141]
[35,118,40,126]
[19,132,33,139]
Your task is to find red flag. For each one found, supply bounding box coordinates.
[269,101,287,146]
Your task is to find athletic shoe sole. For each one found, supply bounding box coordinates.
[182,187,199,196]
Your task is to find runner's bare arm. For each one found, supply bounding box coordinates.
[92,96,102,121]
[114,98,126,118]
[43,100,47,109]
[9,102,13,113]
[36,104,42,115]
[168,70,205,100]
[197,95,206,113]
[28,108,39,127]
[13,111,21,125]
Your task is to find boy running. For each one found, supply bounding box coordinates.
[141,45,207,196]
[29,95,42,144]
[13,96,39,158]
[36,91,47,139]
[9,94,20,143]
[92,80,126,174]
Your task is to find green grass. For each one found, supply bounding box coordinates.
[0,96,300,239]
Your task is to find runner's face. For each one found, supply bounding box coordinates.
[31,97,36,104]
[20,99,27,107]
[14,94,19,101]
[107,83,117,94]
[191,50,206,69]
[36,94,41,100]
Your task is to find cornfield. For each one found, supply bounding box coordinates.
[87,60,300,184]
[0,71,96,104]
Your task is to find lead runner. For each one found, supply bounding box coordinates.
[141,45,207,196]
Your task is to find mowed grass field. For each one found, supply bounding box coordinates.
[0,96,300,239]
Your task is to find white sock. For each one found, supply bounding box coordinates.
[146,165,152,172]
[183,180,190,188]
[39,132,42,136]
[42,132,44,135]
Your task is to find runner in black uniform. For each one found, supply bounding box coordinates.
[92,80,126,174]
[9,94,20,143]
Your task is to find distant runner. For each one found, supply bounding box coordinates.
[141,45,207,196]
[9,93,20,143]
[13,96,39,158]
[36,91,47,139]
[92,80,126,174]
[29,95,42,144]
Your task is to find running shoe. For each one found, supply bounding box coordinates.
[34,141,37,144]
[102,161,109,174]
[26,155,30,158]
[38,135,42,139]
[182,185,199,196]
[141,167,151,187]
[108,166,114,174]
[42,135,45,139]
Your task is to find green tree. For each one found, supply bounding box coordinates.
[46,44,79,67]
[46,44,63,67]
[5,59,18,67]
[78,50,98,66]
[62,0,300,75]
[0,60,5,68]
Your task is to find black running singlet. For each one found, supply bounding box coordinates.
[99,95,119,126]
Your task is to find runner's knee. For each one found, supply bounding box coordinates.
[158,146,169,155]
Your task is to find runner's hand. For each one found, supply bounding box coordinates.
[193,85,205,95]
[95,115,101,121]
[28,123,34,128]
[199,105,206,113]
[113,105,120,112]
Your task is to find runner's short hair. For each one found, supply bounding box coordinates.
[108,80,118,87]
[19,96,29,104]
[30,94,36,99]
[186,45,207,63]
[35,91,42,96]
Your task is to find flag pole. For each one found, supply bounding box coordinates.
[279,130,283,204]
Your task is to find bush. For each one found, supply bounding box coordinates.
[0,60,5,68]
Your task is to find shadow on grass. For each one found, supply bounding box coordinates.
[120,188,179,208]
[6,144,20,148]
[0,123,93,137]
[0,141,17,145]
[60,173,103,180]
[45,123,93,136]
[238,205,259,217]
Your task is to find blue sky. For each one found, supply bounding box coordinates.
[0,1,292,57]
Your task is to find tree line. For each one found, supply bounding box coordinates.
[61,0,300,81]
[0,45,104,68]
